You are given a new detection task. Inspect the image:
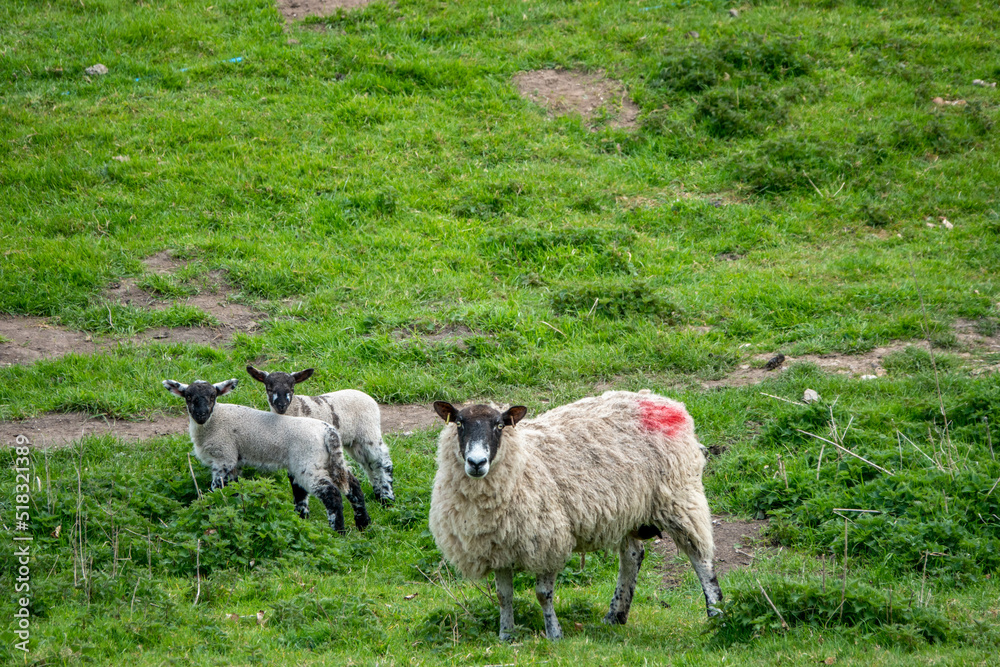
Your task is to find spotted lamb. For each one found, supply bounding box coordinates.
[163,378,370,533]
[429,389,721,641]
[246,366,395,504]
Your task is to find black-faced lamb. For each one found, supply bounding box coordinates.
[429,389,721,641]
[163,378,370,534]
[246,366,395,504]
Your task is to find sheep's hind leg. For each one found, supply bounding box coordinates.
[345,472,371,531]
[495,568,515,641]
[289,475,310,519]
[535,572,563,640]
[604,536,645,625]
[312,478,346,534]
[663,501,723,617]
[210,462,237,490]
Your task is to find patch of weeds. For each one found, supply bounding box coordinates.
[695,86,789,138]
[858,200,893,227]
[882,346,949,375]
[652,34,812,96]
[732,136,854,194]
[452,181,531,219]
[551,280,681,321]
[482,225,637,275]
[711,576,957,646]
[270,593,388,652]
[162,478,345,576]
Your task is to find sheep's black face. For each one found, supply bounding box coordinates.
[433,402,528,479]
[184,382,220,424]
[163,378,238,425]
[246,366,314,415]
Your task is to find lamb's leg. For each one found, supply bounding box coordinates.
[348,438,396,505]
[311,478,346,534]
[345,472,371,531]
[289,475,310,519]
[604,537,645,625]
[662,497,723,617]
[495,568,515,641]
[535,572,563,640]
[210,462,237,490]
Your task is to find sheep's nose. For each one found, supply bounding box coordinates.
[466,457,488,476]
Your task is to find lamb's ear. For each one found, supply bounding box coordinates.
[246,365,268,383]
[292,368,315,384]
[214,379,238,395]
[163,380,187,397]
[502,406,528,427]
[433,401,458,424]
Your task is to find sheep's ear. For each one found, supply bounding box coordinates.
[503,406,528,427]
[433,401,458,424]
[246,365,268,383]
[163,380,187,397]
[214,379,238,395]
[292,368,315,384]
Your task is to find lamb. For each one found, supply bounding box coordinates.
[429,389,721,641]
[246,366,395,504]
[162,378,370,534]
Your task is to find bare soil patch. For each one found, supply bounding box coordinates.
[703,341,934,389]
[380,402,438,435]
[0,316,99,367]
[0,412,188,448]
[2,402,439,449]
[106,252,265,346]
[276,0,377,22]
[513,69,639,129]
[655,516,769,587]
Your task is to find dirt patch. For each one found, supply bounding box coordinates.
[106,252,265,346]
[1,403,439,449]
[953,318,1000,353]
[702,341,936,389]
[655,516,769,587]
[513,69,639,129]
[0,412,188,448]
[276,0,377,22]
[0,316,99,367]
[381,403,439,435]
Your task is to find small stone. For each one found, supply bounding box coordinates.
[85,63,108,76]
[860,375,877,380]
[685,30,699,39]
[803,389,820,404]
[729,8,739,17]
[972,79,997,88]
[112,155,129,162]
[940,217,953,230]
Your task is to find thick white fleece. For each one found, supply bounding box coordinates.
[429,390,713,579]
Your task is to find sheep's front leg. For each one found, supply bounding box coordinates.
[535,572,563,640]
[604,536,644,625]
[289,475,310,519]
[312,478,346,534]
[495,568,515,641]
[210,463,237,490]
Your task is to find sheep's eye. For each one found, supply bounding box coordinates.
[495,423,504,430]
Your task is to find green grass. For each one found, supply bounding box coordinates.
[2,0,1000,663]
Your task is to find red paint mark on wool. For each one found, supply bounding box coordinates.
[638,400,689,437]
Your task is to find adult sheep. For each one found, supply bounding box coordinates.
[429,390,721,641]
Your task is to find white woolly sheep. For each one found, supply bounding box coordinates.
[246,366,395,504]
[429,389,721,641]
[163,378,370,533]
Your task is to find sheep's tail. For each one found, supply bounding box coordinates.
[322,423,351,493]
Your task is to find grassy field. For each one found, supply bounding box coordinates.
[2,0,1000,664]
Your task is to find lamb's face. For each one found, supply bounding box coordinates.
[163,379,238,425]
[433,402,528,479]
[246,366,314,415]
